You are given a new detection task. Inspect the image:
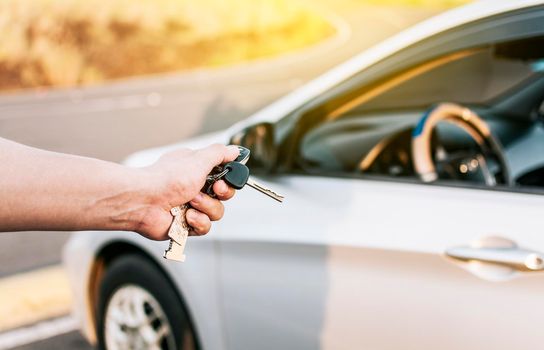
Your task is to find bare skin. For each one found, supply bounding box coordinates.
[0,137,239,240]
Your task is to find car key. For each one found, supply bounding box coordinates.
[200,146,250,196]
[164,146,253,262]
[223,161,284,202]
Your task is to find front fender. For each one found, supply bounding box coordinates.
[63,230,225,350]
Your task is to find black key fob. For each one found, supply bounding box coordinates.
[200,146,250,195]
[223,162,250,190]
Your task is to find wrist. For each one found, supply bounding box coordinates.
[114,166,177,239]
[96,166,160,232]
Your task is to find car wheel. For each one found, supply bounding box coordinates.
[96,253,196,350]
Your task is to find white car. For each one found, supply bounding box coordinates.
[64,1,544,349]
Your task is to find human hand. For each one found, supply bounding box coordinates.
[132,144,240,240]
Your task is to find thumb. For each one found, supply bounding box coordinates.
[196,144,240,173]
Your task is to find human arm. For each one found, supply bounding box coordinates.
[0,138,239,240]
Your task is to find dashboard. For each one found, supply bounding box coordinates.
[299,108,544,189]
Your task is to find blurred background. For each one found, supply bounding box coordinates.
[0,0,468,348]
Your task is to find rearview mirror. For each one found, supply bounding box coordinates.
[230,122,277,173]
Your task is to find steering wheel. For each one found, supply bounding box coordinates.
[411,103,511,186]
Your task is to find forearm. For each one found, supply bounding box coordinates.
[0,138,151,232]
[0,139,238,239]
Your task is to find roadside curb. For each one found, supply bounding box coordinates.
[0,316,76,350]
[0,265,72,333]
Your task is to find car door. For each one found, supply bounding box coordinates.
[216,170,544,350]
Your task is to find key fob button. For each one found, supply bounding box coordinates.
[235,146,251,164]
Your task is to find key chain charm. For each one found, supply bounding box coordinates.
[163,204,190,262]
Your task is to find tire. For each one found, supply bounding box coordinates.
[96,253,196,350]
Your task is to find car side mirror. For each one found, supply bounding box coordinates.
[230,122,277,173]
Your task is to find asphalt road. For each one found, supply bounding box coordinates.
[13,332,92,350]
[0,2,437,348]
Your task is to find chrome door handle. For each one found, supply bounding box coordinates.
[445,246,544,271]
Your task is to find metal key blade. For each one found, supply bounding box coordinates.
[246,178,284,202]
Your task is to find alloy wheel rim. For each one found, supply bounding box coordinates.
[104,284,176,350]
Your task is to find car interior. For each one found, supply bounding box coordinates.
[296,35,544,191]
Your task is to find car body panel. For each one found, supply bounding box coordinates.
[217,176,544,349]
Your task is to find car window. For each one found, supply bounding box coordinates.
[299,35,544,193]
[328,38,543,119]
[356,49,534,111]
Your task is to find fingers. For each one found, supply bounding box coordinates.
[196,144,239,173]
[186,209,211,236]
[212,180,235,200]
[187,188,236,236]
[189,193,224,221]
